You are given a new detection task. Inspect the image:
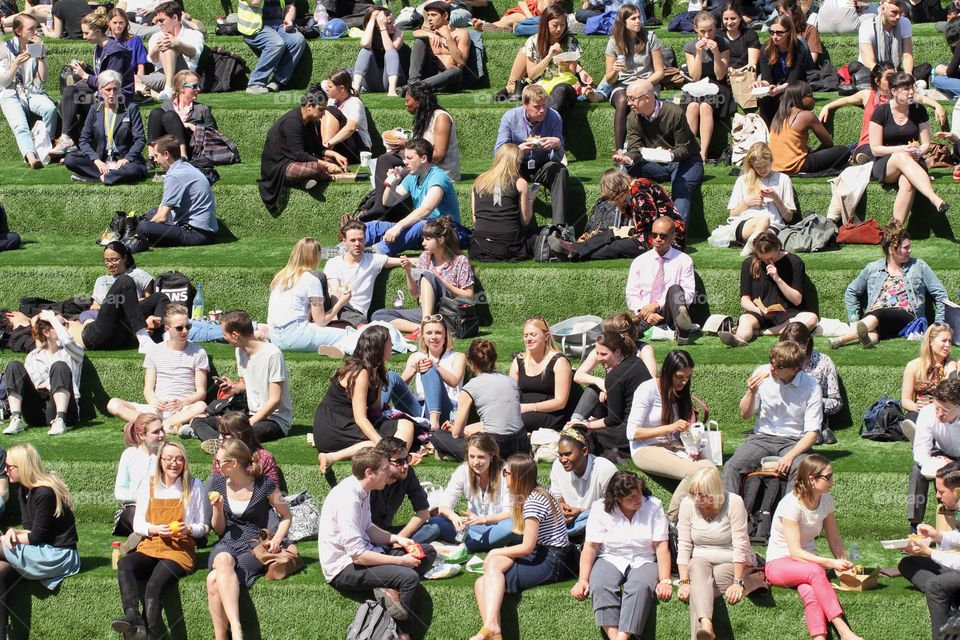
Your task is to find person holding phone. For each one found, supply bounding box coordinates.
[725,142,796,251]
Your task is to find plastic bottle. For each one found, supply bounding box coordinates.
[111,541,123,570]
[45,13,53,31]
[192,284,205,321]
[849,542,860,563]
[951,97,960,138]
[314,3,328,31]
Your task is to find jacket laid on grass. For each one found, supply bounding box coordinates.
[844,257,949,322]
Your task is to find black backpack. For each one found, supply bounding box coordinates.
[742,471,788,544]
[197,47,249,93]
[346,600,400,640]
[861,395,907,442]
[438,295,479,339]
[533,224,576,262]
[154,272,197,315]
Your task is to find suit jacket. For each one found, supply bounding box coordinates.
[78,98,146,164]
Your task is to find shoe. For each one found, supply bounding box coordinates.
[70,174,95,182]
[675,307,692,333]
[245,84,269,94]
[855,321,876,349]
[47,417,67,436]
[938,201,951,215]
[3,416,24,435]
[178,425,196,439]
[854,151,871,165]
[120,532,143,554]
[123,235,151,254]
[122,214,139,240]
[718,331,748,348]
[304,179,318,190]
[200,439,220,455]
[110,619,147,640]
[546,235,572,261]
[901,419,917,443]
[131,91,153,104]
[373,587,409,621]
[404,329,420,341]
[317,345,345,359]
[953,166,960,182]
[820,427,837,445]
[25,153,42,169]
[265,81,280,92]
[695,623,716,640]
[740,230,760,257]
[49,135,76,156]
[829,337,843,349]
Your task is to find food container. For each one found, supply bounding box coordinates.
[760,456,782,472]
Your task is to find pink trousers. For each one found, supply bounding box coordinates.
[765,557,844,637]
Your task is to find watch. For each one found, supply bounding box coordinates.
[733,579,745,586]
[658,579,672,586]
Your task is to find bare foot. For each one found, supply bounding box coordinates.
[318,452,331,474]
[387,90,399,97]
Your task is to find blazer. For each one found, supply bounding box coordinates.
[78,98,146,164]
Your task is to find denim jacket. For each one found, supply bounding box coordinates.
[844,257,948,322]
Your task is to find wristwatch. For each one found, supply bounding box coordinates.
[678,579,690,585]
[658,579,673,586]
[733,579,745,586]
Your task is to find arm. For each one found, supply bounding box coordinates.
[817,90,866,123]
[126,107,146,162]
[170,31,198,61]
[248,380,283,425]
[149,205,172,223]
[518,177,534,227]
[449,390,473,438]
[435,352,466,390]
[392,186,445,235]
[45,313,83,362]
[807,112,834,148]
[625,259,645,313]
[901,37,914,74]
[859,42,877,70]
[449,28,470,67]
[920,261,949,322]
[382,178,409,207]
[187,368,208,405]
[902,360,920,413]
[359,16,377,48]
[844,266,869,320]
[573,350,605,390]
[431,112,452,165]
[822,512,849,562]
[267,488,292,550]
[685,50,703,82]
[571,541,600,598]
[747,44,760,67]
[913,409,938,468]
[782,515,845,568]
[821,361,842,416]
[493,514,540,558]
[638,344,657,379]
[648,48,665,87]
[920,95,947,128]
[114,450,136,502]
[142,367,160,408]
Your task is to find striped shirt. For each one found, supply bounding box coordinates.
[523,489,569,548]
[144,341,209,401]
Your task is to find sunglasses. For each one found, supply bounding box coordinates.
[650,231,671,239]
[171,324,192,332]
[769,29,787,35]
[815,473,834,481]
[422,314,443,323]
[182,82,199,89]
[389,455,411,467]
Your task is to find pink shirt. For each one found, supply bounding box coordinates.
[625,246,695,313]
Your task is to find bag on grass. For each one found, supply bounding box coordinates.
[860,395,906,442]
[437,295,479,339]
[30,120,51,165]
[283,492,321,542]
[249,529,303,580]
[743,471,788,544]
[836,218,882,244]
[347,600,400,640]
[153,271,197,315]
[530,428,561,463]
[533,224,576,262]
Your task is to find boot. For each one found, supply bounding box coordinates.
[111,608,147,640]
[122,214,139,240]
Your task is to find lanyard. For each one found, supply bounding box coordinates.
[105,108,117,153]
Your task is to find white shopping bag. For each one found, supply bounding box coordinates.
[693,420,723,467]
[31,120,51,165]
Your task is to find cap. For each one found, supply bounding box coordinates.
[321,18,348,38]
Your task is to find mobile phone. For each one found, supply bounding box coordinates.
[27,43,44,59]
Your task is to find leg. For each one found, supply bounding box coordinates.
[660,283,692,340]
[418,366,447,430]
[698,103,714,162]
[616,562,660,637]
[631,446,714,521]
[382,371,424,418]
[4,360,46,426]
[830,313,880,348]
[0,561,21,629]
[731,313,760,344]
[546,83,577,125]
[384,48,402,95]
[611,89,630,150]
[28,93,58,147]
[534,162,569,225]
[251,418,286,443]
[739,216,770,241]
[418,271,449,317]
[722,435,778,494]
[505,49,528,92]
[474,554,514,637]
[271,25,307,87]
[103,160,149,185]
[408,38,430,83]
[688,558,720,634]
[899,556,960,640]
[670,156,705,226]
[353,48,377,92]
[885,153,943,220]
[465,518,522,552]
[244,26,285,88]
[158,109,190,155]
[58,84,93,142]
[64,152,104,180]
[142,559,187,633]
[685,100,701,142]
[79,274,148,350]
[116,552,158,630]
[589,557,629,635]
[765,557,847,639]
[800,145,851,173]
[45,361,77,425]
[0,94,37,158]
[209,553,242,639]
[163,401,208,429]
[908,464,930,526]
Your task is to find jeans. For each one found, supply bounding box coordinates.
[385,522,442,545]
[627,155,704,225]
[932,73,960,98]
[566,509,590,540]
[429,514,522,552]
[353,48,405,93]
[136,219,216,247]
[0,91,58,158]
[187,319,261,343]
[382,370,455,422]
[269,320,347,352]
[245,22,307,88]
[365,220,471,256]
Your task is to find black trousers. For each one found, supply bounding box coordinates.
[324,105,369,165]
[899,555,960,640]
[80,275,168,351]
[635,284,691,339]
[545,83,578,129]
[148,108,193,155]
[431,429,530,462]
[0,561,23,628]
[573,232,642,261]
[117,551,188,632]
[64,153,149,185]
[3,360,78,426]
[191,414,286,443]
[60,83,97,142]
[408,39,462,92]
[800,145,850,173]
[136,218,216,247]
[330,546,436,633]
[363,151,406,220]
[520,161,569,226]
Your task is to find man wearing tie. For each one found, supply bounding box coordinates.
[624,216,695,344]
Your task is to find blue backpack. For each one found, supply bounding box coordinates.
[513,16,540,36]
[585,10,616,35]
[861,395,906,442]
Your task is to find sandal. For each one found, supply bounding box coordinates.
[469,627,502,640]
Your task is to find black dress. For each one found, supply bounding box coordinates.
[739,252,807,329]
[869,102,928,182]
[469,185,533,262]
[312,373,401,452]
[208,475,277,587]
[681,37,735,119]
[590,354,651,458]
[724,29,760,69]
[514,353,576,431]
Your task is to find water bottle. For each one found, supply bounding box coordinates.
[192,283,205,321]
[314,3,328,31]
[45,13,53,31]
[111,541,123,570]
[849,542,860,563]
[951,97,960,138]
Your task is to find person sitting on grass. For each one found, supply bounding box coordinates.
[472,0,550,32]
[831,220,948,349]
[508,316,576,433]
[468,143,535,263]
[202,411,282,489]
[106,303,209,435]
[129,135,218,250]
[2,310,83,437]
[408,1,470,92]
[0,444,80,640]
[370,437,440,544]
[779,322,843,446]
[65,70,149,186]
[902,323,958,428]
[258,84,347,215]
[238,0,306,95]
[106,9,148,72]
[907,379,960,535]
[722,340,823,496]
[899,461,960,640]
[313,326,417,475]
[851,0,922,90]
[549,426,617,542]
[0,204,20,251]
[763,455,864,640]
[719,231,819,348]
[114,413,166,537]
[137,1,205,101]
[111,441,208,640]
[469,454,570,640]
[682,11,732,164]
[43,0,98,38]
[570,470,673,640]
[371,216,474,333]
[769,81,850,177]
[430,339,529,462]
[320,69,371,165]
[145,70,218,165]
[319,447,436,640]
[727,142,797,251]
[353,7,408,97]
[753,14,815,124]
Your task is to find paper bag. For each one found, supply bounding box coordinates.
[730,69,758,110]
[694,420,723,466]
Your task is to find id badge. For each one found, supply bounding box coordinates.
[527,157,536,171]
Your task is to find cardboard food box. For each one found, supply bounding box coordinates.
[835,567,879,592]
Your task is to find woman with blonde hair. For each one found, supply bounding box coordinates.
[510,316,576,432]
[113,413,166,536]
[469,143,534,262]
[146,69,219,163]
[677,466,756,640]
[0,444,80,638]
[267,237,353,354]
[764,455,863,640]
[208,439,291,640]
[726,142,797,250]
[112,441,208,639]
[469,454,569,640]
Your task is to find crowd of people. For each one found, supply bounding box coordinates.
[1,0,960,637]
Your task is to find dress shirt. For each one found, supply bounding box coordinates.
[913,403,960,468]
[318,475,379,582]
[750,366,823,439]
[493,106,565,165]
[932,529,960,571]
[625,246,695,312]
[584,495,669,574]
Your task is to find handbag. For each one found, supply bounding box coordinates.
[922,142,954,169]
[729,67,758,110]
[191,124,240,166]
[692,420,723,466]
[836,218,882,244]
[437,295,479,339]
[250,529,303,580]
[283,492,321,542]
[30,120,51,165]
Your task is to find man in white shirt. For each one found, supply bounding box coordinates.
[908,380,960,532]
[106,304,209,433]
[900,461,960,640]
[323,218,403,327]
[722,340,823,495]
[319,448,436,639]
[624,217,695,344]
[139,1,205,100]
[853,0,927,88]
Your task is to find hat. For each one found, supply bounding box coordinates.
[422,1,451,14]
[321,18,348,38]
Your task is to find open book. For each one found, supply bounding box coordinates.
[754,298,785,316]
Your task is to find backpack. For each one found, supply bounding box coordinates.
[742,471,788,544]
[533,224,576,262]
[583,198,624,237]
[437,295,479,339]
[197,47,249,93]
[154,272,197,315]
[346,600,400,640]
[585,10,616,35]
[861,395,907,442]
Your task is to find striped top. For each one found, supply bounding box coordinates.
[522,489,569,549]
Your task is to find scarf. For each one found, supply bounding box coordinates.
[873,13,902,67]
[5,39,40,96]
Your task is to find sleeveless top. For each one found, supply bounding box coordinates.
[424,109,461,180]
[473,182,522,240]
[916,363,946,404]
[858,90,886,148]
[770,114,808,174]
[414,349,462,406]
[516,353,567,404]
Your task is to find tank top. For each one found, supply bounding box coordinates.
[770,113,808,174]
[473,183,522,239]
[516,353,567,404]
[424,109,461,180]
[916,363,946,404]
[414,350,462,406]
[858,90,887,148]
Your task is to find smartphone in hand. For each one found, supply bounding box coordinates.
[27,43,44,58]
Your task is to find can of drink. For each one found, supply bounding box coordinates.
[208,309,222,322]
[455,524,469,543]
[616,54,625,64]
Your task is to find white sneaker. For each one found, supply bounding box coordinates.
[47,417,67,436]
[3,415,25,435]
[740,230,761,257]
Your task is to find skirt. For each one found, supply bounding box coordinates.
[5,544,80,590]
[871,154,927,182]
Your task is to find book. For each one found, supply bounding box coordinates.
[754,298,785,316]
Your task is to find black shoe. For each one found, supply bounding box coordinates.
[123,235,151,254]
[838,84,857,96]
[122,214,138,240]
[941,610,960,635]
[820,428,837,445]
[112,614,147,640]
[0,204,7,233]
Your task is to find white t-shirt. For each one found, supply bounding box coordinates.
[144,341,208,401]
[585,495,669,574]
[726,172,796,229]
[148,26,205,72]
[549,454,617,511]
[765,492,836,561]
[267,272,325,329]
[323,253,389,316]
[857,16,911,64]
[236,342,294,432]
[328,95,371,150]
[440,463,513,516]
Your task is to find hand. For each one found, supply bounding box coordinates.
[752,80,770,89]
[706,38,719,52]
[282,17,294,31]
[935,105,947,128]
[165,398,184,412]
[818,107,831,123]
[547,42,563,58]
[393,535,415,549]
[154,524,174,538]
[115,158,129,169]
[598,391,607,404]
[440,420,453,431]
[751,193,765,207]
[672,419,691,434]
[386,166,404,186]
[384,225,402,244]
[158,34,172,52]
[266,536,283,553]
[655,581,673,601]
[218,376,238,396]
[571,579,590,600]
[416,358,434,374]
[15,51,30,66]
[579,70,593,86]
[695,37,709,52]
[1,529,17,550]
[152,399,167,411]
[337,289,353,306]
[613,58,625,73]
[185,122,196,132]
[917,523,942,543]
[646,312,664,325]
[769,83,787,96]
[725,583,745,604]
[94,159,110,175]
[678,583,690,602]
[935,131,960,144]
[905,538,933,557]
[746,370,769,392]
[398,553,421,568]
[400,255,412,270]
[322,161,344,175]
[765,262,780,282]
[7,311,30,327]
[38,309,57,322]
[775,454,793,475]
[448,513,464,531]
[429,33,444,49]
[145,315,162,330]
[461,511,481,527]
[327,150,349,169]
[375,12,387,28]
[831,558,854,572]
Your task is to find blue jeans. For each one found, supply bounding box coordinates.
[0,91,58,158]
[386,522,441,545]
[365,220,471,256]
[382,370,455,421]
[269,320,347,352]
[566,509,590,539]
[244,22,307,88]
[932,73,960,98]
[187,319,261,343]
[627,155,704,225]
[429,515,521,552]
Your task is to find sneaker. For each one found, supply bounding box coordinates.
[740,230,760,257]
[404,329,419,341]
[373,587,409,621]
[718,331,747,348]
[828,337,843,350]
[98,229,120,246]
[901,419,917,443]
[820,427,837,445]
[70,174,96,183]
[178,425,196,439]
[854,151,871,165]
[49,135,75,157]
[245,84,270,94]
[200,439,220,455]
[47,417,67,436]
[123,235,151,254]
[855,321,876,349]
[304,179,318,190]
[3,415,24,435]
[119,532,143,554]
[266,81,281,92]
[317,345,345,359]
